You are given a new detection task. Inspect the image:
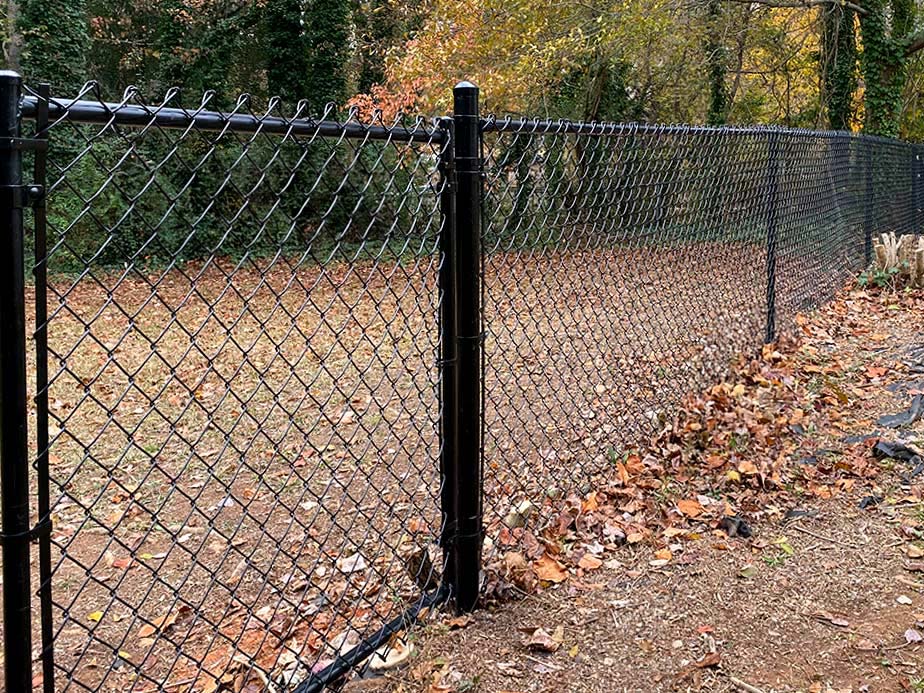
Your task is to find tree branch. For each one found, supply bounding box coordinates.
[723,0,867,16]
[906,30,924,57]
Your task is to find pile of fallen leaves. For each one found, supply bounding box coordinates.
[482,286,916,601]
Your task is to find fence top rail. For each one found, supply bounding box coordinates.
[19,92,447,145]
[480,114,912,147]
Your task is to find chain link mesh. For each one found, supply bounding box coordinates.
[479,118,919,553]
[24,84,447,692]
[13,83,923,691]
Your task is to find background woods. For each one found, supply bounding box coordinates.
[4,0,924,136]
[3,0,924,270]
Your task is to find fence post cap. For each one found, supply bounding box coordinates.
[454,81,478,91]
[0,70,21,83]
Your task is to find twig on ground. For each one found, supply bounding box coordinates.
[791,523,859,549]
[727,675,767,693]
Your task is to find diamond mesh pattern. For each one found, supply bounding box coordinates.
[25,85,447,692]
[13,83,923,692]
[479,119,919,549]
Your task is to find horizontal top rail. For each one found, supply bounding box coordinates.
[480,115,907,146]
[17,92,911,149]
[19,95,447,144]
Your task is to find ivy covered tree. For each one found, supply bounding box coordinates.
[17,0,89,92]
[304,0,351,110]
[820,3,858,131]
[264,0,311,104]
[705,0,730,126]
[859,0,917,136]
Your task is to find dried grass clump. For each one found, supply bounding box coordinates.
[872,232,924,288]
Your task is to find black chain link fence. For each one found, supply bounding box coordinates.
[478,122,920,542]
[16,80,450,693]
[0,77,921,692]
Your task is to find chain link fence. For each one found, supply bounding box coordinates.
[0,76,921,692]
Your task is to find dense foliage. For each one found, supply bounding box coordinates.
[2,0,924,270]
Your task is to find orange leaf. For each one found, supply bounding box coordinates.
[138,608,183,638]
[581,492,599,513]
[578,554,603,570]
[676,499,705,517]
[534,554,568,583]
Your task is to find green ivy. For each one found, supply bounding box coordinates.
[19,0,89,92]
[821,5,857,131]
[859,0,913,137]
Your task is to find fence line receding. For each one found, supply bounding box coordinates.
[0,73,920,692]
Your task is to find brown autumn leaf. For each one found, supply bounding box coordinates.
[522,626,563,652]
[138,606,187,638]
[695,652,721,668]
[676,499,705,518]
[445,614,474,629]
[811,610,850,628]
[581,492,599,513]
[577,554,603,570]
[533,554,568,583]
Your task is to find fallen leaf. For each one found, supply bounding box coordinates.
[654,548,673,562]
[445,614,473,629]
[368,638,414,671]
[677,499,705,518]
[534,554,568,583]
[904,628,923,643]
[87,611,103,623]
[812,610,850,628]
[523,626,562,652]
[897,595,913,606]
[578,554,603,570]
[336,553,368,574]
[138,608,185,638]
[773,537,794,556]
[695,652,721,668]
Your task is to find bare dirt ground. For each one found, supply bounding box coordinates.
[0,244,858,692]
[369,284,924,693]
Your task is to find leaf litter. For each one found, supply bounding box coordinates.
[384,284,924,692]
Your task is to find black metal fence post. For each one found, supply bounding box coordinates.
[764,130,780,344]
[450,81,483,612]
[914,147,922,233]
[864,140,874,264]
[437,115,459,596]
[0,69,33,693]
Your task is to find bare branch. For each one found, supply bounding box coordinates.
[906,30,924,57]
[723,0,867,16]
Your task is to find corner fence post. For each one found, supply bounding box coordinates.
[0,70,33,693]
[764,129,780,344]
[864,140,873,265]
[450,81,483,612]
